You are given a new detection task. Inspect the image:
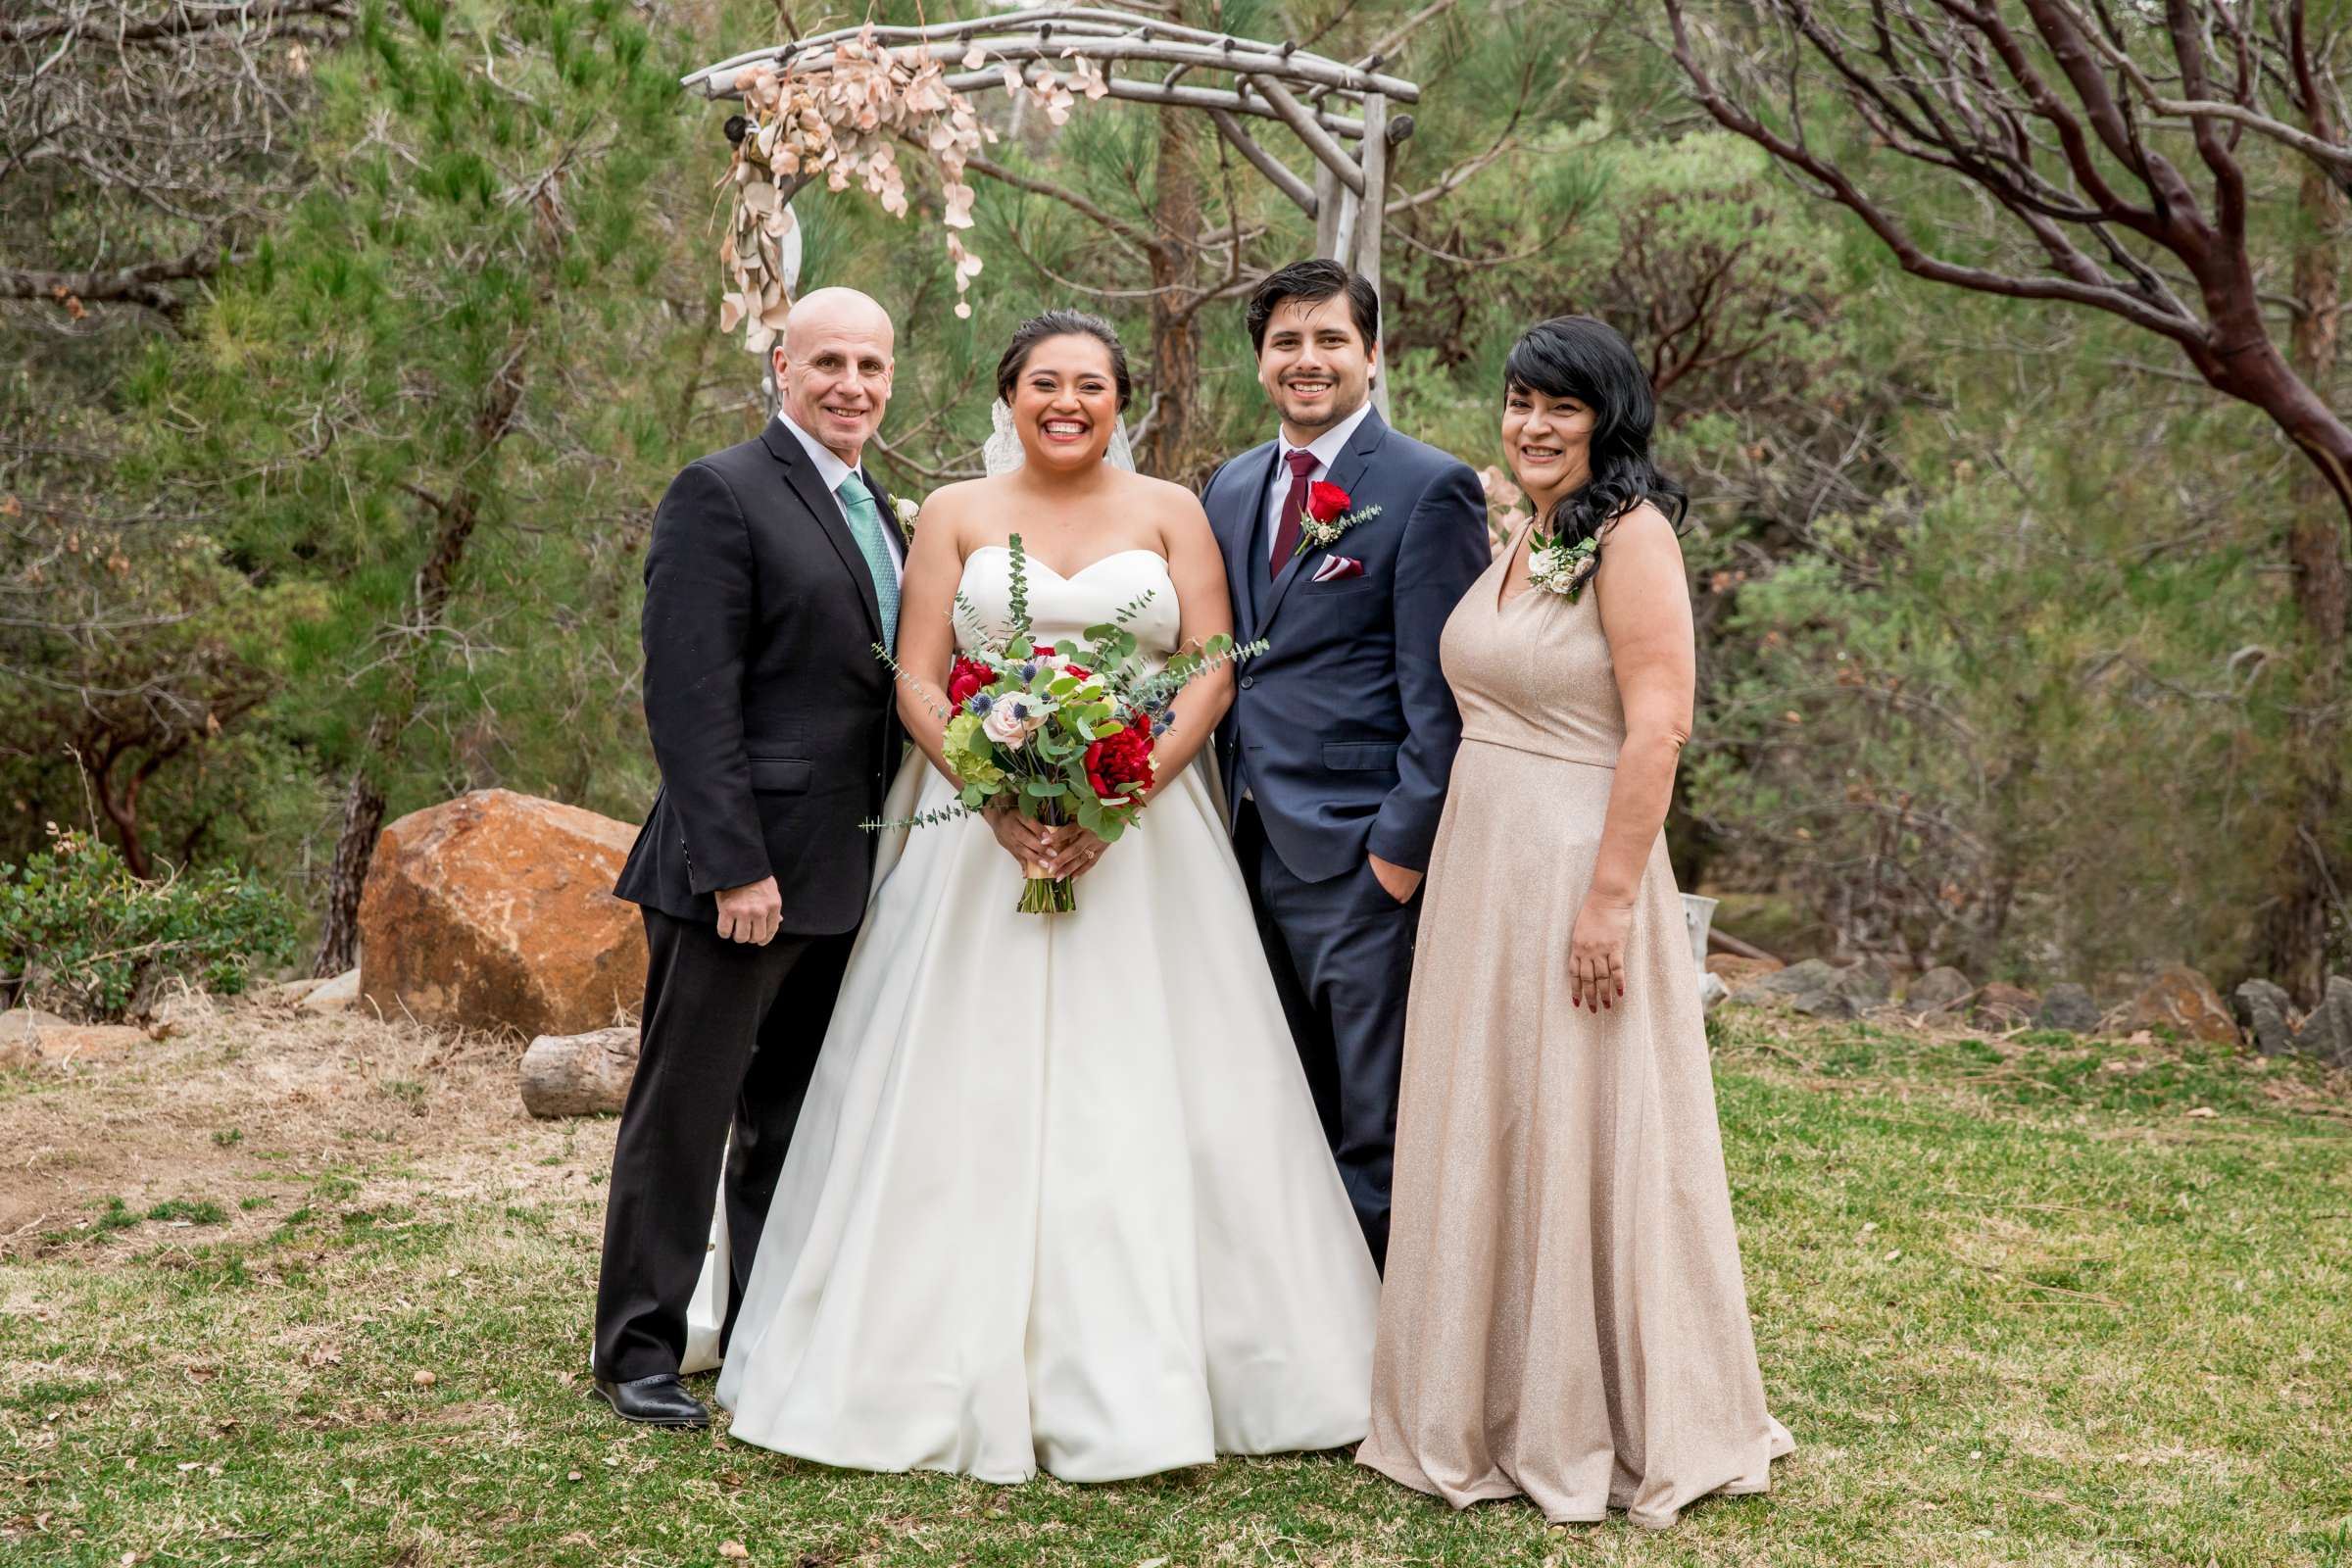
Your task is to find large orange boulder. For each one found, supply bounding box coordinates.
[359,790,646,1037]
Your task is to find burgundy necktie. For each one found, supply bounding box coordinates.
[1270,448,1319,578]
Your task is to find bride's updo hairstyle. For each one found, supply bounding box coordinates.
[996,310,1133,413]
[1507,316,1687,549]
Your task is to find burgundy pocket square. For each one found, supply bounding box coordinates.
[1311,555,1365,583]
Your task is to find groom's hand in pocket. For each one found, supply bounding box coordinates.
[1367,854,1423,905]
[715,876,782,945]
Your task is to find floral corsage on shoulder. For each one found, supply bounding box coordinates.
[1293,482,1382,555]
[1527,530,1599,602]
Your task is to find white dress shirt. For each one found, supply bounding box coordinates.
[1266,400,1376,564]
[774,411,903,585]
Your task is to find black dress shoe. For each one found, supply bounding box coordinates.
[592,1372,710,1428]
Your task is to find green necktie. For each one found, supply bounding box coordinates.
[836,470,900,650]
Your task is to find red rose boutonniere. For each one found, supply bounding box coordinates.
[1293,483,1384,556]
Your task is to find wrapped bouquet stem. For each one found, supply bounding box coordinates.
[1016,797,1078,914]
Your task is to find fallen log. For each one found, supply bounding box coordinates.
[519,1025,641,1118]
[1706,925,1781,963]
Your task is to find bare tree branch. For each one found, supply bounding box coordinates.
[1,0,349,47]
[0,251,231,322]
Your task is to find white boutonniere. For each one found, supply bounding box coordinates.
[1293,481,1383,556]
[893,495,921,545]
[1527,531,1599,601]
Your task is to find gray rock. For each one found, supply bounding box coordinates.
[1906,966,1974,1012]
[1835,957,1894,1010]
[1698,971,1731,1012]
[1791,987,1856,1020]
[1727,956,1893,1020]
[2234,979,2296,1057]
[2034,983,2102,1035]
[1973,983,2040,1026]
[1757,958,1839,994]
[1731,958,1835,1005]
[2301,975,2352,1068]
[1731,958,1846,1016]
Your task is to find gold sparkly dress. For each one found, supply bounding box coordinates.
[1356,521,1792,1528]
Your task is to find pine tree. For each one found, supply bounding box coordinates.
[146,0,714,972]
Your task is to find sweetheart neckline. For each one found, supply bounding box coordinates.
[964,544,1170,582]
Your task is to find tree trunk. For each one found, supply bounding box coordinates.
[308,335,525,978]
[2257,156,2351,1004]
[312,739,386,977]
[1138,102,1201,480]
[92,750,153,880]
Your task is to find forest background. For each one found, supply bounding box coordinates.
[8,0,2347,1002]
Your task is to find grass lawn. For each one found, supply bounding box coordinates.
[2,1002,2349,1566]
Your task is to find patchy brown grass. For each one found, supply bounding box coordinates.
[0,994,598,1259]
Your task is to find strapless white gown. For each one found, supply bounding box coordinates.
[710,546,1381,1483]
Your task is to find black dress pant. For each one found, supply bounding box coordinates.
[592,905,854,1382]
[1233,799,1423,1271]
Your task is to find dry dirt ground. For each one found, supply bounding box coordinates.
[0,994,609,1261]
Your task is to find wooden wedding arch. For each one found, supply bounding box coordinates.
[683,7,1423,413]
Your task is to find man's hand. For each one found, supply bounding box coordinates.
[714,876,783,946]
[1367,853,1423,905]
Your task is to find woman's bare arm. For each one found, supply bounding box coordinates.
[893,483,978,785]
[1148,485,1238,789]
[1570,504,1695,1007]
[893,483,1062,870]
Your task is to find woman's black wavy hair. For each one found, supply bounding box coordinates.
[996,310,1133,412]
[1505,316,1687,547]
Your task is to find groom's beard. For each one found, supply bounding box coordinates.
[1275,379,1371,439]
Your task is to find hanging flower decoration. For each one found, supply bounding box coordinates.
[719,26,1114,349]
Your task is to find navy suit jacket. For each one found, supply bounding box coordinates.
[1204,407,1490,883]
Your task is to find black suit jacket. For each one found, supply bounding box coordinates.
[612,421,905,935]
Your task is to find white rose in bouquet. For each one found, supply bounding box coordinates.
[981,700,1034,750]
[982,694,1055,749]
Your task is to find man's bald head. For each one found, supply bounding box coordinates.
[783,287,894,358]
[772,288,895,466]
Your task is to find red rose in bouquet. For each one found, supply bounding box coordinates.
[1306,481,1351,523]
[946,657,993,710]
[1084,714,1155,805]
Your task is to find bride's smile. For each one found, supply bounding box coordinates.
[1012,334,1124,471]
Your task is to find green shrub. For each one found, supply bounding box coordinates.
[0,828,299,1021]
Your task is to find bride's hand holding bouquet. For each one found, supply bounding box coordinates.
[878,533,1259,913]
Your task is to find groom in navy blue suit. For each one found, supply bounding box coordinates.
[1204,261,1489,1269]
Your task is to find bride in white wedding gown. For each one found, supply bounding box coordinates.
[708,313,1381,1483]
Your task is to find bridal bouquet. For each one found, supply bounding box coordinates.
[874,534,1260,913]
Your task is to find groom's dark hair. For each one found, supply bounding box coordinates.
[997,311,1133,412]
[1246,260,1380,357]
